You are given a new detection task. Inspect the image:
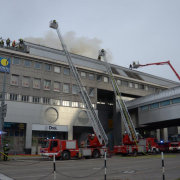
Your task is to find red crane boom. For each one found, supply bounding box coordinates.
[132,60,180,81]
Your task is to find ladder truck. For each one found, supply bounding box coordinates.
[132,61,180,81]
[40,20,108,160]
[99,50,159,156]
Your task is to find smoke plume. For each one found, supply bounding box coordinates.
[24,30,113,61]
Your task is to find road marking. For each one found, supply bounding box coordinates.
[0,173,13,180]
[123,170,135,174]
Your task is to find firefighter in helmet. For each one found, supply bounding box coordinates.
[3,144,10,161]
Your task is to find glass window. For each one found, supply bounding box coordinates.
[11,75,19,86]
[140,84,144,90]
[44,80,51,90]
[43,98,50,104]
[54,82,60,92]
[54,66,61,73]
[72,102,78,107]
[21,95,29,102]
[72,85,78,94]
[20,132,24,137]
[145,86,149,91]
[33,97,40,103]
[34,62,41,69]
[10,94,18,101]
[155,88,159,92]
[135,84,139,89]
[13,58,20,65]
[160,100,170,106]
[80,103,85,108]
[117,80,121,85]
[45,64,51,71]
[22,76,30,87]
[149,87,155,92]
[64,68,70,75]
[33,78,41,89]
[24,60,31,67]
[89,74,94,80]
[123,81,128,86]
[172,98,180,104]
[62,100,70,106]
[63,84,70,93]
[89,87,95,97]
[15,132,19,137]
[97,75,102,81]
[104,77,108,83]
[150,103,159,109]
[129,82,133,88]
[81,72,86,78]
[141,105,149,111]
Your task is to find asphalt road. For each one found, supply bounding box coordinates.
[0,154,180,180]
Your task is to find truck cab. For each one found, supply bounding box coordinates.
[169,134,180,152]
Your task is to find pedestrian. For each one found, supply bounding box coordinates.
[0,39,4,47]
[6,38,10,47]
[98,55,101,61]
[12,40,16,47]
[129,64,132,70]
[3,144,10,161]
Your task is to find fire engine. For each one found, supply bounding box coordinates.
[169,134,180,152]
[40,20,108,159]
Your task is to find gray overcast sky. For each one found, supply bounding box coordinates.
[1,0,180,83]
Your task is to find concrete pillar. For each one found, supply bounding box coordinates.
[68,125,73,140]
[177,127,180,134]
[156,129,160,141]
[25,123,32,154]
[160,128,168,142]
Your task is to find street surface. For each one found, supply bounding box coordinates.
[0,154,180,180]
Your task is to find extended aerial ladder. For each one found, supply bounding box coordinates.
[99,50,138,142]
[49,20,108,146]
[132,60,180,81]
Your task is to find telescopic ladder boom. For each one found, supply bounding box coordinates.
[49,20,108,146]
[100,50,138,142]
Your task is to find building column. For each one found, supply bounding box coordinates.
[160,128,168,142]
[156,129,160,141]
[68,125,73,140]
[25,123,32,154]
[178,127,180,134]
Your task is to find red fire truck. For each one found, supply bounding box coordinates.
[169,134,180,152]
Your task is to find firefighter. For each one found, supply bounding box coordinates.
[91,134,95,140]
[0,39,4,47]
[98,55,101,61]
[101,49,105,53]
[12,40,16,47]
[19,38,24,44]
[53,20,56,24]
[6,38,10,47]
[129,64,132,70]
[3,144,10,161]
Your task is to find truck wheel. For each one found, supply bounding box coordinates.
[133,150,137,157]
[62,151,70,160]
[92,150,100,158]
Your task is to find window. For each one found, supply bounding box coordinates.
[117,80,121,85]
[97,75,102,81]
[160,100,170,106]
[172,98,180,104]
[89,74,94,80]
[63,84,70,93]
[155,88,159,92]
[145,86,149,91]
[150,103,159,109]
[10,94,18,101]
[104,77,108,83]
[135,84,139,89]
[89,87,95,97]
[21,95,29,102]
[51,141,58,147]
[33,78,41,89]
[22,76,30,87]
[129,82,133,88]
[11,75,19,86]
[62,100,70,106]
[33,97,40,103]
[24,60,31,67]
[13,58,20,65]
[64,68,70,75]
[45,64,51,71]
[72,85,78,94]
[34,62,41,69]
[81,72,86,78]
[72,102,78,107]
[54,66,61,73]
[52,99,60,105]
[140,84,144,90]
[141,105,149,111]
[54,82,60,92]
[123,81,128,86]
[44,80,51,90]
[149,87,154,92]
[43,98,50,104]
[80,103,85,108]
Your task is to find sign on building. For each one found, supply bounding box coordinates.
[0,57,11,73]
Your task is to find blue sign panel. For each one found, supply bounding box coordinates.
[0,57,11,73]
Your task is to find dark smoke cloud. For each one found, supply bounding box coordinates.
[24,30,113,61]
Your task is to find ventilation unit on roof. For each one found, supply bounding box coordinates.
[123,70,144,81]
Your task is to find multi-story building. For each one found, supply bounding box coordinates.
[0,41,179,154]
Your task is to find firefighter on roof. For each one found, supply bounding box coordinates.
[6,38,10,47]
